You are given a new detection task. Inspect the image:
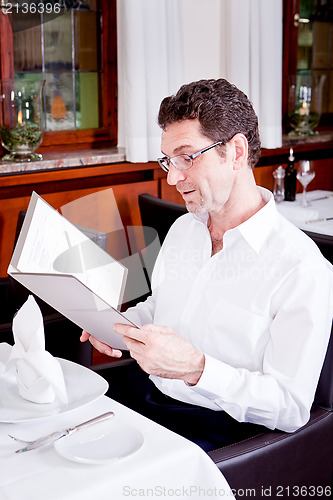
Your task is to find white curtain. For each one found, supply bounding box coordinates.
[220,0,283,149]
[117,0,283,160]
[117,0,184,163]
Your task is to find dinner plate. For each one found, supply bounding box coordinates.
[0,356,108,423]
[54,417,144,464]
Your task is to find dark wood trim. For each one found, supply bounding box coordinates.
[100,0,118,145]
[282,0,300,129]
[0,10,14,156]
[0,162,158,189]
[0,11,14,81]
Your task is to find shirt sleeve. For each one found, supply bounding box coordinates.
[125,294,156,327]
[191,264,333,432]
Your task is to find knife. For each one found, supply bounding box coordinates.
[309,194,333,202]
[305,217,333,224]
[14,411,115,453]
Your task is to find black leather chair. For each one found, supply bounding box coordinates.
[208,328,333,496]
[138,193,187,245]
[302,229,333,264]
[138,193,333,495]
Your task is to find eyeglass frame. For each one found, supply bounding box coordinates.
[157,140,225,173]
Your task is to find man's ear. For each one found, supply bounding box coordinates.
[229,133,248,170]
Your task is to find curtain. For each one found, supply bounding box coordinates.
[118,0,283,160]
[117,0,184,163]
[220,0,283,149]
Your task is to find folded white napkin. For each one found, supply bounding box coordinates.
[6,296,68,404]
[0,342,12,375]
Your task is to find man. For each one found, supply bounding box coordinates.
[81,79,333,451]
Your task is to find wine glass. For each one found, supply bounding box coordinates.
[296,160,315,207]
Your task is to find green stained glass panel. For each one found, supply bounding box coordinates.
[75,73,99,129]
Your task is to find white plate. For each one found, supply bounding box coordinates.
[54,417,144,464]
[0,357,108,423]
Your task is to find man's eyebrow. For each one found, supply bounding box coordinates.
[161,144,194,157]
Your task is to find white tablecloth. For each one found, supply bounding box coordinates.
[276,190,333,236]
[0,395,234,500]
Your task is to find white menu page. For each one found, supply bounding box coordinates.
[8,192,136,349]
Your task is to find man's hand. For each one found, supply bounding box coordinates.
[113,323,205,385]
[80,330,122,358]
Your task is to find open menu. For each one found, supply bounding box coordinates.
[7,192,137,349]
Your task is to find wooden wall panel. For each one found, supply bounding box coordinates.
[160,179,185,205]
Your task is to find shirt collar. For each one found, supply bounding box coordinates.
[236,187,277,253]
[193,187,277,253]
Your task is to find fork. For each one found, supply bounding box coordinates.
[8,435,35,445]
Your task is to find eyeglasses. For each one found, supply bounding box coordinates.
[157,141,223,173]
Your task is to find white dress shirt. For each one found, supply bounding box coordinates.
[126,187,333,432]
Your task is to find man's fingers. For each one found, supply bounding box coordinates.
[90,336,122,358]
[80,330,90,342]
[114,323,148,344]
[80,330,122,358]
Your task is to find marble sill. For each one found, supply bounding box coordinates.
[282,131,333,146]
[0,147,126,175]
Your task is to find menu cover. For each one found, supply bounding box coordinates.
[8,192,136,349]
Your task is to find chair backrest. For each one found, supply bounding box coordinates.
[302,230,333,410]
[138,193,187,245]
[302,229,333,264]
[313,323,333,410]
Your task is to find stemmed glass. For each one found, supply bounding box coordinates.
[296,160,315,207]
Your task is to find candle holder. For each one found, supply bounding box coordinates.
[0,78,45,162]
[287,74,326,136]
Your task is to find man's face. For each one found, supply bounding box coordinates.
[161,119,236,215]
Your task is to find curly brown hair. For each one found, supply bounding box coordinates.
[158,79,261,168]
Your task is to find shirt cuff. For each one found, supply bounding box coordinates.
[190,353,237,402]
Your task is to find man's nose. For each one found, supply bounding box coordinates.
[167,164,187,185]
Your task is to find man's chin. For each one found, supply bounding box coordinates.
[185,201,207,214]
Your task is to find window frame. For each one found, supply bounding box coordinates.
[282,0,299,130]
[0,0,117,152]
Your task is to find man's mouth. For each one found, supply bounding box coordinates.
[176,182,198,200]
[178,187,196,198]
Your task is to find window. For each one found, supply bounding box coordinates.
[0,0,117,150]
[283,0,333,130]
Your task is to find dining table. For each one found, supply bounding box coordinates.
[276,189,333,236]
[0,351,234,500]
